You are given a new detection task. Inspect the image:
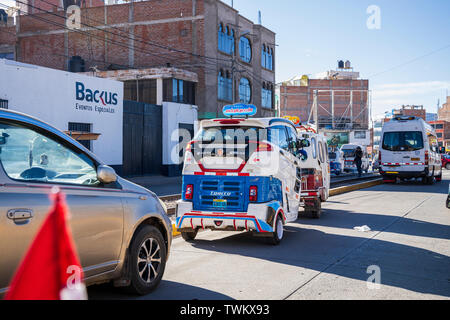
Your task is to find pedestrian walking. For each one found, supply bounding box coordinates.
[354,147,363,177]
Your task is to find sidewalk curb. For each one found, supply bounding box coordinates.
[329,179,383,197]
[170,178,383,237]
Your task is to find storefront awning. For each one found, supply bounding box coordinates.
[64,131,101,141]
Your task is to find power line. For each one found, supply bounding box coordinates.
[367,43,450,79]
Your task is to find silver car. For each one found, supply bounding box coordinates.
[0,109,172,296]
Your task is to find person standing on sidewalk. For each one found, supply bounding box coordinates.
[354,147,363,177]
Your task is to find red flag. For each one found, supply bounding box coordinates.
[5,191,87,300]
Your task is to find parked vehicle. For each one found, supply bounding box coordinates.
[176,111,306,245]
[329,148,344,176]
[341,144,370,173]
[296,125,331,218]
[379,116,442,184]
[0,109,172,296]
[441,154,450,170]
[372,154,380,171]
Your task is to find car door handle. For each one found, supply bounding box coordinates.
[7,209,34,221]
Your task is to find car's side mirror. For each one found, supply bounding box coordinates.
[97,165,117,184]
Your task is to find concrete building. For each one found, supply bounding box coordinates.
[0,0,276,119]
[279,62,369,131]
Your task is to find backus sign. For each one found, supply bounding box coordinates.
[75,81,119,114]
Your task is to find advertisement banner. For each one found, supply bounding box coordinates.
[324,132,349,148]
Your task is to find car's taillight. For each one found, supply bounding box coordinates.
[379,151,381,163]
[425,151,429,165]
[249,186,258,202]
[185,184,194,200]
[256,142,272,152]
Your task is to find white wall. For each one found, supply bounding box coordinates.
[0,59,124,166]
[162,102,198,166]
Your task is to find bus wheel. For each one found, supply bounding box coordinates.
[181,229,198,242]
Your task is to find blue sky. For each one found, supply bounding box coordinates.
[1,0,449,116]
[225,0,450,116]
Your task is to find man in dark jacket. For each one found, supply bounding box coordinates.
[354,147,363,177]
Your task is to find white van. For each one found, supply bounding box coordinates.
[176,114,306,245]
[341,144,370,173]
[380,116,442,184]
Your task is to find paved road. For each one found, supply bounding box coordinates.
[89,172,450,300]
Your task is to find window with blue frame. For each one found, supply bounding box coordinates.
[239,77,251,104]
[218,24,235,55]
[169,78,195,104]
[218,70,232,101]
[262,45,267,68]
[262,82,273,109]
[261,44,273,70]
[239,37,252,63]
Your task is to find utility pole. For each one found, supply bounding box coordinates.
[313,90,318,133]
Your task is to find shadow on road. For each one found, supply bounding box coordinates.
[88,280,234,300]
[187,225,450,298]
[298,209,450,241]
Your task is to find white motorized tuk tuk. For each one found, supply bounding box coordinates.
[176,105,308,245]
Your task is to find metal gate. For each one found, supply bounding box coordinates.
[123,100,162,176]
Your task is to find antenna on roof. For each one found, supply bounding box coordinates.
[258,10,262,24]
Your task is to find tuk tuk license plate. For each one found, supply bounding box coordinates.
[213,199,227,209]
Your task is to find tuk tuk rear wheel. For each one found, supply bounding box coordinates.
[268,214,284,246]
[305,199,322,219]
[181,229,198,242]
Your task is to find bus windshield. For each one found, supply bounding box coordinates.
[382,131,424,151]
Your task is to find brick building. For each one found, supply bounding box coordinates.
[0,0,276,119]
[438,96,450,122]
[278,66,369,130]
[428,120,450,149]
[392,105,426,120]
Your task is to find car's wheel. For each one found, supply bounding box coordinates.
[181,229,198,242]
[126,225,167,295]
[445,163,450,170]
[268,214,284,245]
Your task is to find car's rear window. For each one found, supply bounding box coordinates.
[342,149,356,158]
[382,131,424,151]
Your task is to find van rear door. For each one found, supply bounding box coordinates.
[381,131,424,170]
